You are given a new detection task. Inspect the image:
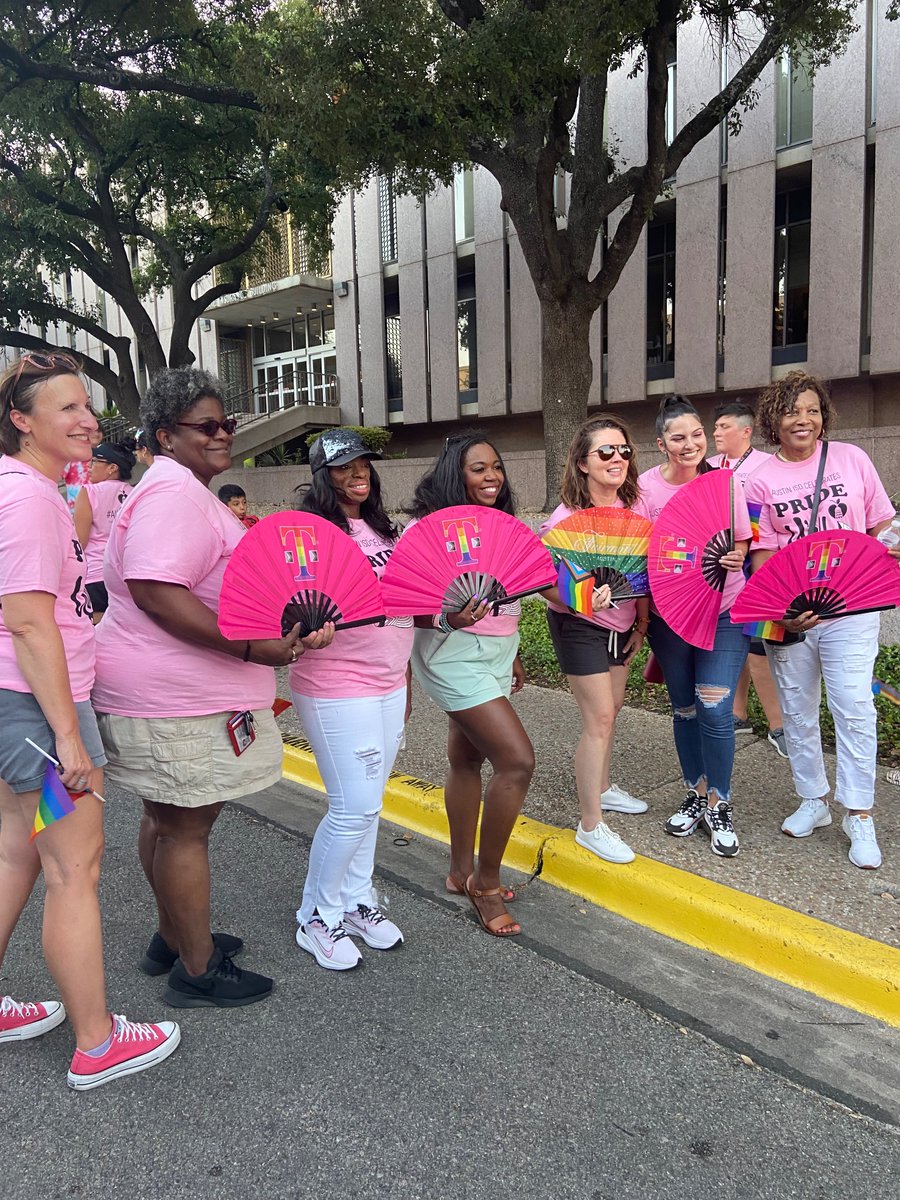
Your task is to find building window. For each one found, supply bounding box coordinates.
[379,174,398,263]
[772,186,811,358]
[457,272,478,394]
[454,169,475,243]
[717,191,727,369]
[868,0,879,127]
[666,43,677,147]
[646,215,676,377]
[775,52,813,149]
[385,311,402,406]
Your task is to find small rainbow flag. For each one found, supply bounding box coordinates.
[557,559,594,616]
[30,763,79,841]
[741,620,788,642]
[747,501,763,543]
[872,678,900,707]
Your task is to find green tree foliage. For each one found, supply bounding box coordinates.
[0,1,334,418]
[0,2,860,476]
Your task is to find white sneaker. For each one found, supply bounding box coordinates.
[296,915,362,970]
[842,813,882,870]
[781,798,832,838]
[575,820,635,864]
[343,904,404,950]
[601,784,648,814]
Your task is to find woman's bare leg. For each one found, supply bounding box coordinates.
[566,672,617,827]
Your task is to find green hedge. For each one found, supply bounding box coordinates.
[517,598,900,766]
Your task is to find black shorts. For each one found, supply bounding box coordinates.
[85,581,108,613]
[747,636,767,657]
[546,608,630,676]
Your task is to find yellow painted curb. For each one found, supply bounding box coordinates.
[282,740,900,1027]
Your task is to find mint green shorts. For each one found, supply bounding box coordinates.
[411,628,519,713]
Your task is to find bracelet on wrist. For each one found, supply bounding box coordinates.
[437,613,455,635]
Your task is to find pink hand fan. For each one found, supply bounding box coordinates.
[648,470,735,650]
[380,505,556,616]
[218,511,385,639]
[730,530,900,624]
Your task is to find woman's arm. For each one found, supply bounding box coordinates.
[2,591,93,787]
[73,488,92,550]
[126,580,330,666]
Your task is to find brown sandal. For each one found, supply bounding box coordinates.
[463,874,521,938]
[446,873,516,903]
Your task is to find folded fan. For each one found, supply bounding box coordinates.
[648,470,735,651]
[730,529,900,625]
[218,511,385,639]
[380,505,556,616]
[541,507,652,600]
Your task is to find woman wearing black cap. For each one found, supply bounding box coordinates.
[73,441,136,623]
[290,429,413,971]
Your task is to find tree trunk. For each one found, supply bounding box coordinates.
[539,296,596,511]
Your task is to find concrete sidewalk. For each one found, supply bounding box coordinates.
[276,674,899,949]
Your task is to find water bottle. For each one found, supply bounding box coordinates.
[877,515,900,549]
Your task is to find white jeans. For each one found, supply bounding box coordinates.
[764,613,880,811]
[292,686,406,929]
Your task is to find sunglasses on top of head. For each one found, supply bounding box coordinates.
[174,417,238,437]
[587,443,633,462]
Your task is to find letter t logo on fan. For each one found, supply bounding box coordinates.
[280,524,319,582]
[657,536,698,574]
[442,515,481,567]
[806,538,845,584]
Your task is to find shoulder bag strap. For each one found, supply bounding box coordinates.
[805,440,829,535]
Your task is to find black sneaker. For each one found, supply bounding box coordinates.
[163,948,273,1008]
[139,931,244,977]
[703,802,740,857]
[663,790,707,837]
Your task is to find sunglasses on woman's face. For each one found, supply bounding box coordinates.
[587,444,633,462]
[174,417,238,437]
[8,351,81,398]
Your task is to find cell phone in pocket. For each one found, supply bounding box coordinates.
[226,710,256,756]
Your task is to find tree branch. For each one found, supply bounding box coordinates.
[436,1,486,30]
[0,36,261,110]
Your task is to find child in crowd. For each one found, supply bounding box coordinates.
[218,483,259,528]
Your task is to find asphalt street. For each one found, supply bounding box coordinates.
[1,783,898,1200]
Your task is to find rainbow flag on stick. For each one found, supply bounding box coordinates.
[741,620,788,643]
[872,678,900,706]
[557,559,595,617]
[30,762,80,841]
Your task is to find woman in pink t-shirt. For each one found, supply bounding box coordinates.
[744,372,898,870]
[0,353,179,1088]
[73,440,135,622]
[539,416,649,868]
[93,368,333,1009]
[636,396,751,858]
[408,432,533,938]
[290,430,413,970]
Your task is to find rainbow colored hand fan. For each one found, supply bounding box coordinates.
[648,470,735,650]
[729,530,900,625]
[218,511,386,639]
[380,505,556,616]
[556,558,596,616]
[541,507,652,600]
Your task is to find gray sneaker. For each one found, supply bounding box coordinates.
[767,728,789,759]
[733,717,754,736]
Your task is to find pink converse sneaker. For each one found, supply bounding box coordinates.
[67,1013,181,1090]
[0,996,66,1043]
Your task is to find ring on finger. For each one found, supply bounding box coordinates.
[290,646,299,661]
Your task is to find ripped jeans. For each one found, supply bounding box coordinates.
[764,612,879,811]
[293,686,406,929]
[649,610,749,803]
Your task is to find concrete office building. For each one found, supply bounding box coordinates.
[310,5,900,488]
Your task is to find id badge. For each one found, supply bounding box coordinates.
[227,710,256,756]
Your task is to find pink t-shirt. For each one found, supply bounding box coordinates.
[289,519,414,699]
[743,440,894,550]
[92,456,274,717]
[707,447,771,483]
[83,479,132,584]
[0,456,95,701]
[539,502,638,634]
[402,516,520,637]
[636,465,752,613]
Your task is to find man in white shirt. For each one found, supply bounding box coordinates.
[709,401,786,758]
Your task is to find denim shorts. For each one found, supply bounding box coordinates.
[0,689,107,793]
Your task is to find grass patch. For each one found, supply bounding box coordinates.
[518,598,900,766]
